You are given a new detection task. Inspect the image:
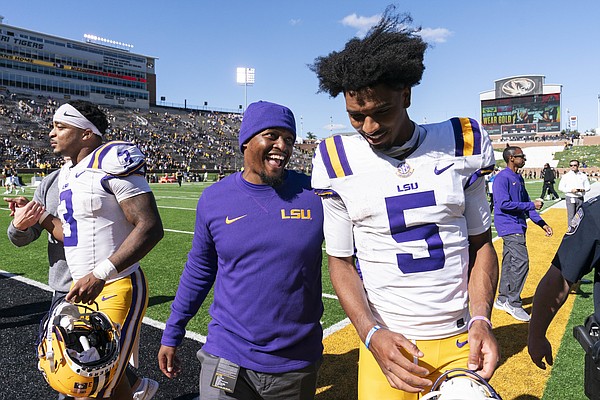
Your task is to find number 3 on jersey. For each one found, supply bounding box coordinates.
[385,190,444,273]
[59,189,79,246]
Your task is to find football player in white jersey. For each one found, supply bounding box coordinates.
[310,7,500,399]
[25,100,163,399]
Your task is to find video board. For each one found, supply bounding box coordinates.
[481,93,560,135]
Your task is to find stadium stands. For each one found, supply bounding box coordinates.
[0,93,315,177]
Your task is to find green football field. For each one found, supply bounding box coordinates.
[0,177,595,398]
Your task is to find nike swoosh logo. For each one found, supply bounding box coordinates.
[101,294,117,301]
[456,339,469,348]
[225,215,248,224]
[75,171,85,178]
[434,163,454,175]
[63,111,79,117]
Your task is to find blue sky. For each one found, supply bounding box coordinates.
[3,1,600,138]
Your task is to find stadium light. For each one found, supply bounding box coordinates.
[83,34,134,51]
[236,67,255,112]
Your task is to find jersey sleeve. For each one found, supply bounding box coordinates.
[106,174,152,203]
[322,196,355,257]
[463,176,492,235]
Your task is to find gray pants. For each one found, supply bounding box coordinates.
[197,349,321,400]
[498,234,529,308]
[566,196,584,225]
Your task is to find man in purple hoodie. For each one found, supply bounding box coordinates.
[492,145,553,322]
[158,101,324,399]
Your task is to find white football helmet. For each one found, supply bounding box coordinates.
[421,368,503,400]
[37,301,120,398]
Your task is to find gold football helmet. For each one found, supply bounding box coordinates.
[37,301,120,397]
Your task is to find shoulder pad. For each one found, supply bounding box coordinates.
[86,141,146,176]
[317,135,354,179]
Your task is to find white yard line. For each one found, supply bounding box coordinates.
[157,206,197,211]
[164,228,195,235]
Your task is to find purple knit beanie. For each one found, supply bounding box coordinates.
[238,101,296,153]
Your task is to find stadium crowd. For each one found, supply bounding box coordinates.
[0,93,315,180]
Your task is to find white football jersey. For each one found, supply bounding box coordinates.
[57,141,151,281]
[312,118,495,339]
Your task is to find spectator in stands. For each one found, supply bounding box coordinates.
[540,163,560,201]
[559,159,591,223]
[158,101,324,399]
[493,146,553,322]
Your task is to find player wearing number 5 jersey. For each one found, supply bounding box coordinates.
[31,100,164,399]
[310,7,500,399]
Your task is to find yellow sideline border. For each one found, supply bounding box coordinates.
[316,207,574,399]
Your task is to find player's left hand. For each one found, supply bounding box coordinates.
[66,272,106,305]
[11,200,45,230]
[467,320,499,379]
[4,196,29,216]
[543,225,553,237]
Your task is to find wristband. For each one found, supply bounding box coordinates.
[92,259,119,281]
[365,324,382,350]
[468,316,492,331]
[38,211,51,225]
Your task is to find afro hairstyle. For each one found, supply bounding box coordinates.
[310,5,428,98]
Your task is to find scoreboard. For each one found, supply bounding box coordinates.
[481,93,560,135]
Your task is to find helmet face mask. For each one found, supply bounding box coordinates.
[420,368,503,400]
[37,301,120,397]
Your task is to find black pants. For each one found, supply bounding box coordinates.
[541,181,559,200]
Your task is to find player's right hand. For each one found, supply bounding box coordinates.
[368,328,432,393]
[158,345,182,379]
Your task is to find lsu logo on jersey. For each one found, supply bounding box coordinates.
[280,209,312,220]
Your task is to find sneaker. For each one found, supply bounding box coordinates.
[504,303,530,322]
[133,378,159,400]
[493,298,507,311]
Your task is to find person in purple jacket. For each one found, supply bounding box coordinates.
[158,101,325,399]
[492,145,553,322]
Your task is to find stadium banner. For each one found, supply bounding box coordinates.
[495,76,543,98]
[481,93,560,135]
